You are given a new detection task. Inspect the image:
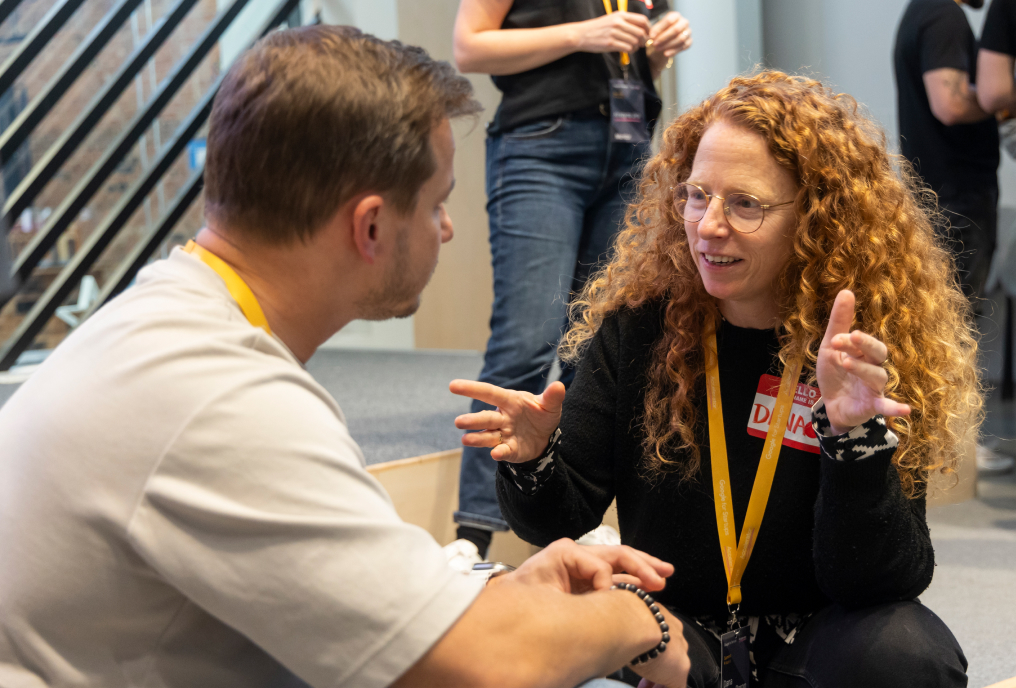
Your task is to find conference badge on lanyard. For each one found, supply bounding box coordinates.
[721,625,750,688]
[609,79,648,143]
[704,318,804,688]
[602,0,649,143]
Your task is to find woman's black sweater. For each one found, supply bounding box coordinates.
[496,301,934,621]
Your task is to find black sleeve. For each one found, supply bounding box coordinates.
[981,0,1016,55]
[811,408,934,607]
[495,315,622,546]
[920,4,973,74]
[648,0,670,20]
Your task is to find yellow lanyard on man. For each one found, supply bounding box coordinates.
[600,0,632,68]
[183,240,272,335]
[704,319,803,614]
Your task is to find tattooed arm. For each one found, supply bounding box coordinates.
[924,67,993,125]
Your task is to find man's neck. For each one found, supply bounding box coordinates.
[193,227,354,362]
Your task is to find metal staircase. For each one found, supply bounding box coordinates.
[0,0,303,369]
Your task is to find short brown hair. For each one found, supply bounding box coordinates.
[204,25,481,243]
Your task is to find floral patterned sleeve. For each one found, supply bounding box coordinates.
[501,428,562,496]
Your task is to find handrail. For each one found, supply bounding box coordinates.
[0,0,89,98]
[0,0,302,370]
[0,0,146,164]
[0,82,217,369]
[83,167,203,319]
[2,0,203,223]
[9,0,255,283]
[0,0,28,31]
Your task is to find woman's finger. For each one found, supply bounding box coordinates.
[839,355,889,392]
[830,332,865,359]
[461,430,506,448]
[454,409,506,431]
[821,290,856,349]
[449,379,515,408]
[848,329,889,365]
[874,397,912,418]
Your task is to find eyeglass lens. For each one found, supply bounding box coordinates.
[674,183,765,233]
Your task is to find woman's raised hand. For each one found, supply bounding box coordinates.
[817,290,911,435]
[449,380,566,463]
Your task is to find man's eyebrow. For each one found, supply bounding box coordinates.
[446,178,456,198]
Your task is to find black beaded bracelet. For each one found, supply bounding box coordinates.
[611,583,671,665]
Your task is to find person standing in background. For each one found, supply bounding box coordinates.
[894,0,997,304]
[975,0,1016,474]
[894,0,1012,475]
[444,0,693,569]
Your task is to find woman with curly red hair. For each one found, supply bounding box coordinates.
[452,71,975,687]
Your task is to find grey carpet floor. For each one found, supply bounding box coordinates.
[2,347,1014,686]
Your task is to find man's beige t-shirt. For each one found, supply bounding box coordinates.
[0,249,483,688]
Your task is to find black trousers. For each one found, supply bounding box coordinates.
[632,602,968,688]
[938,188,998,311]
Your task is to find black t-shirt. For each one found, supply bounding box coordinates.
[982,0,1016,55]
[894,0,999,195]
[489,0,669,133]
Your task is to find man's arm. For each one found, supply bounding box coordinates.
[977,48,1016,113]
[923,67,993,125]
[394,540,691,688]
[453,0,650,75]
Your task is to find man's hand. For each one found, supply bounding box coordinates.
[816,290,911,435]
[507,538,674,594]
[450,379,566,463]
[630,606,691,688]
[574,11,651,54]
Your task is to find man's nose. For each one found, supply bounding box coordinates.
[440,205,454,243]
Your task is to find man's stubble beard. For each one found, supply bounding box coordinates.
[357,227,431,321]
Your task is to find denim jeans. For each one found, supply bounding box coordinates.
[454,114,649,531]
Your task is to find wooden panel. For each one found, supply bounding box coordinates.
[367,449,540,568]
[397,0,501,351]
[985,678,1016,688]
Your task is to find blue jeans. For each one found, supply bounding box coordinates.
[455,114,649,531]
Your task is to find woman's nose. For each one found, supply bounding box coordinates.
[695,197,732,239]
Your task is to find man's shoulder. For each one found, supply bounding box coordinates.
[901,0,967,30]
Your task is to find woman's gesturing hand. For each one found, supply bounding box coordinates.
[449,380,566,463]
[817,290,911,435]
[575,12,651,54]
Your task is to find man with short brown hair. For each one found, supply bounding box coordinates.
[0,25,690,688]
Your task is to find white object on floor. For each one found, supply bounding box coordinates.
[54,275,99,329]
[443,538,483,573]
[575,524,621,547]
[976,444,1015,475]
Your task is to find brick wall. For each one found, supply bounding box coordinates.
[0,0,220,353]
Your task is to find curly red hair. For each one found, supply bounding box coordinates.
[560,71,982,497]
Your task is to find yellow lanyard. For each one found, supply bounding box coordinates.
[600,0,631,67]
[704,319,802,610]
[183,240,272,336]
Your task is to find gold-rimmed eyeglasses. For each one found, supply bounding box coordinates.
[672,182,795,234]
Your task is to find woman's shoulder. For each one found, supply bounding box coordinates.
[598,299,668,353]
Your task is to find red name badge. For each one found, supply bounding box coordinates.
[747,374,821,454]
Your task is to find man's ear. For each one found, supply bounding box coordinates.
[351,194,386,264]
